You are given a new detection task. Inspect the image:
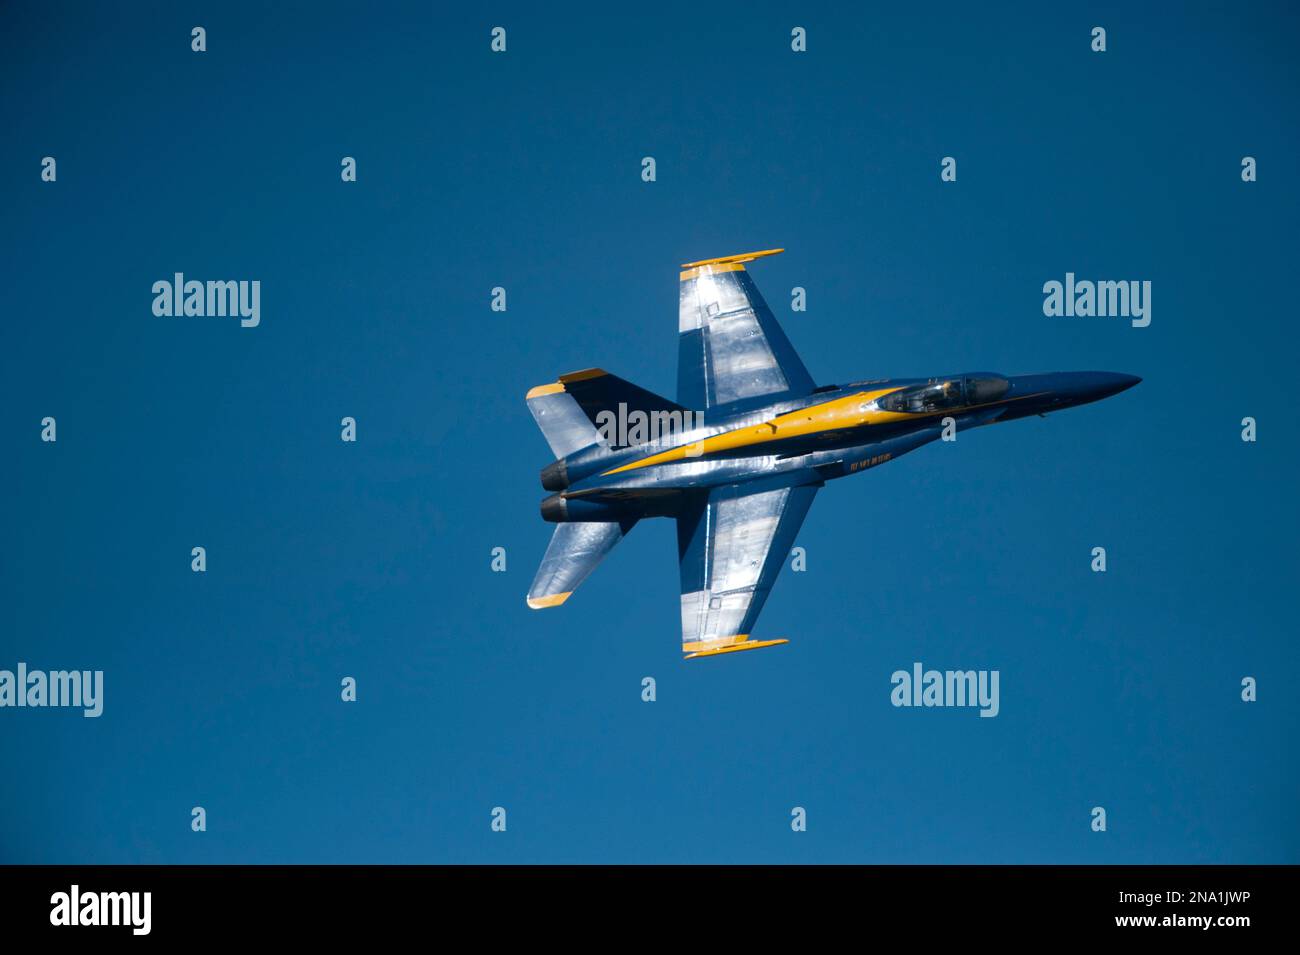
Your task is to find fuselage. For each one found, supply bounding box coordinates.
[540,370,1140,522]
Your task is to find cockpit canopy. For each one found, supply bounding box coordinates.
[876,375,1009,414]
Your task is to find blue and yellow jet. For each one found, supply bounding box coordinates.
[526,249,1140,659]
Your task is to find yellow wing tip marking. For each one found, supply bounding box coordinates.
[679,249,784,283]
[680,248,784,269]
[683,638,789,659]
[527,591,572,609]
[526,382,565,400]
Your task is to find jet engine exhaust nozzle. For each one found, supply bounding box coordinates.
[540,459,568,491]
[540,494,567,522]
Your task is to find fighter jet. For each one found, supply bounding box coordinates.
[525,249,1140,659]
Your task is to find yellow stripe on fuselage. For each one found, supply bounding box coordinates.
[601,388,904,476]
[598,388,1049,477]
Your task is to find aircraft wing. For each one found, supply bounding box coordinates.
[676,481,820,659]
[677,249,817,411]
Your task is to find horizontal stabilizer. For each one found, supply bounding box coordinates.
[527,520,634,609]
[526,386,604,459]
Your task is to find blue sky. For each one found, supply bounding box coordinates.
[1,1,1296,863]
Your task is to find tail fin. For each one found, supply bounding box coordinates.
[556,368,686,428]
[526,368,685,458]
[527,520,634,609]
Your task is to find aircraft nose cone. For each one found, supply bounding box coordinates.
[1054,371,1141,408]
[1093,372,1142,398]
[1011,371,1142,414]
[1050,371,1138,397]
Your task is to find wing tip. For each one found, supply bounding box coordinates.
[527,591,572,609]
[682,637,790,660]
[680,248,784,269]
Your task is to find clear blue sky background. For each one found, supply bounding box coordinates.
[2,1,1296,863]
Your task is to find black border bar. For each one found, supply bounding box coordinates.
[0,865,1290,939]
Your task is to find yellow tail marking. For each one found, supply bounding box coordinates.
[526,368,608,401]
[558,368,608,384]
